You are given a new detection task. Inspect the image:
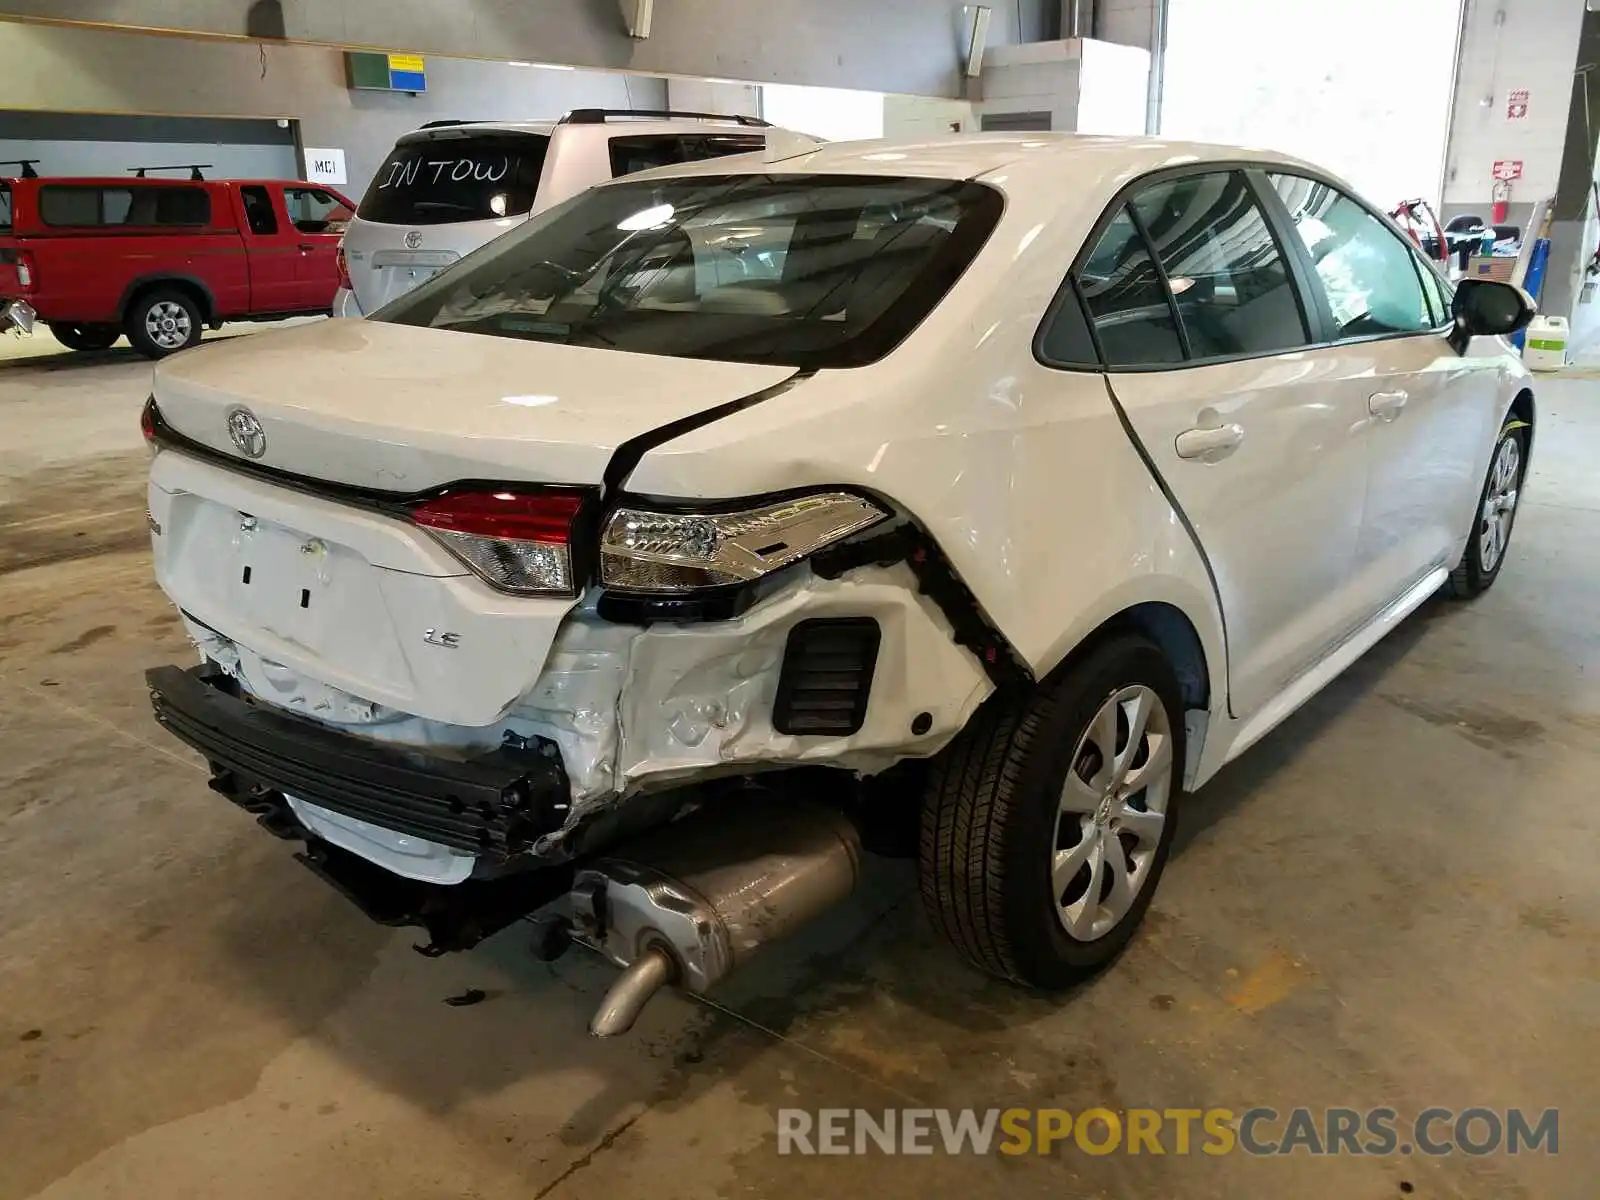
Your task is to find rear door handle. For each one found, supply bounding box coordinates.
[1174,423,1245,461]
[298,242,317,252]
[1369,390,1409,420]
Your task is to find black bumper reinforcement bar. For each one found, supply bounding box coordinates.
[145,663,571,859]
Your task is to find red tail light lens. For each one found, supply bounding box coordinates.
[410,489,586,597]
[140,396,158,445]
[335,240,352,291]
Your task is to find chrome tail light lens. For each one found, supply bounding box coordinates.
[600,491,888,593]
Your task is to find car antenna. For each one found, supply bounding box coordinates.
[0,159,40,179]
[127,164,214,180]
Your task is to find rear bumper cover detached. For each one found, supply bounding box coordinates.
[146,663,572,860]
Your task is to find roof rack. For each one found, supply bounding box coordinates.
[127,163,213,181]
[0,159,40,179]
[559,108,770,128]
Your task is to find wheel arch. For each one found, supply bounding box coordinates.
[1041,598,1213,713]
[1509,386,1535,459]
[118,274,218,325]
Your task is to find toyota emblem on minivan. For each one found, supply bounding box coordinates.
[404,230,424,250]
[226,407,267,459]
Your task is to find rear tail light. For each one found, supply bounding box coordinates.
[15,251,35,290]
[409,488,587,597]
[140,396,158,447]
[600,492,888,592]
[335,240,352,291]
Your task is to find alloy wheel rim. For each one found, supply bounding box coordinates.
[1479,435,1521,573]
[145,301,192,350]
[1052,684,1174,942]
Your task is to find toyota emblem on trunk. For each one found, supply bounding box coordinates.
[404,230,424,249]
[226,407,267,459]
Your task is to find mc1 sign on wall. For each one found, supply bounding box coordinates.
[303,148,348,186]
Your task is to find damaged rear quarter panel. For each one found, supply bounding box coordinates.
[508,564,993,826]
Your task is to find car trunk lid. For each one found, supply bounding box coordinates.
[152,317,796,490]
[149,318,795,727]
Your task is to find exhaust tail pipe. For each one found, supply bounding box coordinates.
[565,802,862,1036]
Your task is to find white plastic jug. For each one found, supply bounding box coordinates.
[1523,316,1569,372]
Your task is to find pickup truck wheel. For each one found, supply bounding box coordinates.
[919,634,1184,989]
[50,323,120,352]
[125,289,202,358]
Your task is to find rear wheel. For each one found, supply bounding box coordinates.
[1447,417,1527,598]
[125,289,203,359]
[49,323,120,352]
[919,635,1184,988]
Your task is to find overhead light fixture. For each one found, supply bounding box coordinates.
[964,6,992,79]
[627,0,654,39]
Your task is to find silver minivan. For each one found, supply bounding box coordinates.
[334,108,820,316]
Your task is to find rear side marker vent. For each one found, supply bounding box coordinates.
[773,618,881,737]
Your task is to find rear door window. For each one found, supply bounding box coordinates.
[358,133,549,225]
[0,183,11,233]
[39,185,210,228]
[239,186,278,235]
[1075,207,1186,366]
[1128,171,1310,360]
[608,133,766,178]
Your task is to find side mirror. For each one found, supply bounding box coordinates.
[1448,278,1536,354]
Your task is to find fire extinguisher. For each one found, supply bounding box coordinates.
[1491,178,1512,226]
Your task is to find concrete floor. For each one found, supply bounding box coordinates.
[2,331,1598,1199]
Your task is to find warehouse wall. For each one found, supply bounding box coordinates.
[1442,0,1586,210]
[0,21,664,197]
[0,0,1053,99]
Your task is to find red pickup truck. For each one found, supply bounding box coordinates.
[0,171,355,358]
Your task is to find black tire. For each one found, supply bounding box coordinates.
[919,634,1185,989]
[49,323,120,352]
[124,288,203,359]
[1446,417,1528,599]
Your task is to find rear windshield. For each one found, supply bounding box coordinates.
[358,132,550,226]
[0,183,10,233]
[375,174,1004,369]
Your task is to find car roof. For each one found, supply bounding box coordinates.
[613,131,1335,193]
[396,117,781,142]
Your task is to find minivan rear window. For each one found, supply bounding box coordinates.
[358,132,550,226]
[376,174,1004,370]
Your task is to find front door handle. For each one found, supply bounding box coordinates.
[1175,423,1245,462]
[1369,390,1409,420]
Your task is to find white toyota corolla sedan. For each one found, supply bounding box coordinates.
[140,134,1536,1033]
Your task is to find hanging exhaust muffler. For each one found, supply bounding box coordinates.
[561,801,863,1037]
